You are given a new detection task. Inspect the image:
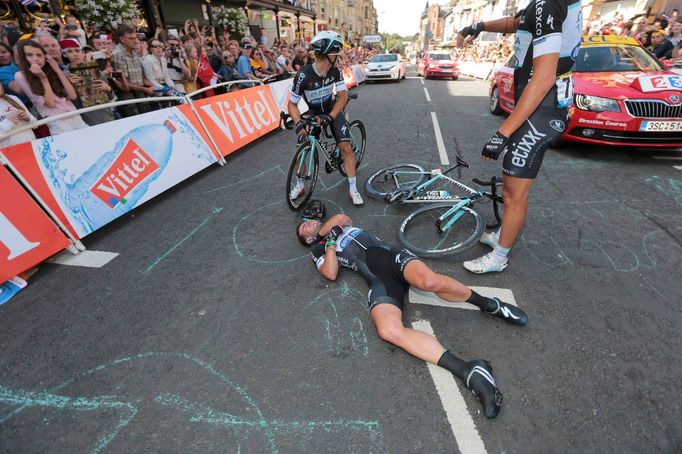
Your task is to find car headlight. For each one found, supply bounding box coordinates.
[574,94,620,112]
[391,65,400,72]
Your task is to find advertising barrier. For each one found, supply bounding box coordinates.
[191,84,281,157]
[2,107,218,239]
[458,61,496,80]
[0,164,71,282]
[351,65,366,84]
[343,67,358,89]
[0,77,321,276]
[269,78,309,114]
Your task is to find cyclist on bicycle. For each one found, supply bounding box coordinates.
[296,207,529,419]
[457,0,582,274]
[287,31,364,206]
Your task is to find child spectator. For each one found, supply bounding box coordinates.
[14,40,87,135]
[61,38,114,126]
[0,82,36,147]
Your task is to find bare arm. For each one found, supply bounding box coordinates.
[40,78,56,107]
[498,53,558,138]
[288,100,301,124]
[317,214,353,281]
[482,16,520,34]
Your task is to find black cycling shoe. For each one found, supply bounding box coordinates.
[464,360,503,419]
[482,298,529,326]
[325,161,334,174]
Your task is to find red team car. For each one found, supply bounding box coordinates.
[489,35,682,148]
[417,51,460,80]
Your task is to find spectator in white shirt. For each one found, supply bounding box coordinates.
[142,39,175,93]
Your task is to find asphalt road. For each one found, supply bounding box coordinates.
[1,69,681,453]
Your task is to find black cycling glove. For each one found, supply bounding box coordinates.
[482,131,508,160]
[295,120,307,135]
[318,114,334,127]
[459,22,485,40]
[325,225,343,249]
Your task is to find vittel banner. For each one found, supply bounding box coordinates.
[2,108,218,239]
[0,164,70,282]
[193,84,281,157]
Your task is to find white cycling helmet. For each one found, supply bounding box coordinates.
[310,31,344,55]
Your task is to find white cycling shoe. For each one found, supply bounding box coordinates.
[349,189,364,206]
[479,230,500,249]
[463,251,508,274]
[289,182,305,200]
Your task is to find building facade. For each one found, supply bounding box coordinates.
[314,0,378,43]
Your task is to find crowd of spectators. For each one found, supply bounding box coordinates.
[0,14,377,143]
[450,8,681,66]
[583,8,681,60]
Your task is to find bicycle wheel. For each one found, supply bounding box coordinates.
[398,203,485,257]
[286,141,319,211]
[364,164,427,200]
[339,120,367,177]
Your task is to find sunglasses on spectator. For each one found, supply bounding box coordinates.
[150,44,164,48]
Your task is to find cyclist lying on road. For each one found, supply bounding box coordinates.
[287,31,364,206]
[296,202,529,418]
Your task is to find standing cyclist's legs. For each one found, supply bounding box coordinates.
[331,113,363,205]
[498,176,534,249]
[464,99,566,274]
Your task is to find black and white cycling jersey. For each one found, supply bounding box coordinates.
[512,0,583,104]
[290,64,347,114]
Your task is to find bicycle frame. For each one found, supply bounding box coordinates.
[381,159,504,231]
[386,164,483,204]
[295,121,361,178]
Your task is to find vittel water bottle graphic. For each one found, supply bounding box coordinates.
[41,120,178,236]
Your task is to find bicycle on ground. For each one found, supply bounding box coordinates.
[365,155,504,257]
[285,92,366,210]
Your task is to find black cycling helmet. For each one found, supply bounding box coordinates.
[310,31,343,56]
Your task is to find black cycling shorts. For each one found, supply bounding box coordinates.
[502,88,568,179]
[366,247,419,312]
[311,110,351,144]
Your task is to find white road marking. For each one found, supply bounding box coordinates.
[423,87,431,102]
[47,250,119,268]
[421,78,425,85]
[409,286,518,310]
[674,165,682,170]
[411,319,488,454]
[652,156,682,160]
[406,76,421,79]
[430,112,450,165]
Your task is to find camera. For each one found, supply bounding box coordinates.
[170,45,180,58]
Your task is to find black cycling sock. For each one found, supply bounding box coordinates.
[466,290,497,312]
[437,350,468,380]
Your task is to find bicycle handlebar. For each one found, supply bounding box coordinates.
[472,176,502,187]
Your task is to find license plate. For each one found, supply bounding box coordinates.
[639,121,682,132]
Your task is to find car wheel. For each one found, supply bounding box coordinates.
[452,76,458,81]
[490,86,503,115]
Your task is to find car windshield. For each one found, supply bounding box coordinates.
[573,45,665,72]
[371,54,398,63]
[429,53,451,61]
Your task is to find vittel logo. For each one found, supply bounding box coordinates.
[90,139,160,208]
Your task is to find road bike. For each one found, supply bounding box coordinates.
[285,92,366,211]
[365,155,504,257]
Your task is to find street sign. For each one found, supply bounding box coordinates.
[362,34,382,43]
